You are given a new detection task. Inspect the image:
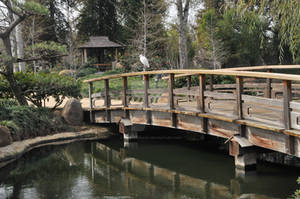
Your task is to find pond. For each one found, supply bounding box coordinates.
[0,137,298,199]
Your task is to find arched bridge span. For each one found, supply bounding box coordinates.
[84,65,300,170]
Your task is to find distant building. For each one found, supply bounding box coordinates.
[79,36,123,70]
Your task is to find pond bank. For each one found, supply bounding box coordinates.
[0,126,111,168]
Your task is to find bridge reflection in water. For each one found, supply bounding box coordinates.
[87,140,296,199]
[0,140,297,198]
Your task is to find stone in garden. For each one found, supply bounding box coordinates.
[59,70,75,76]
[157,93,169,104]
[0,126,13,147]
[62,99,83,125]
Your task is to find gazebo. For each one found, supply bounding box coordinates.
[79,36,123,71]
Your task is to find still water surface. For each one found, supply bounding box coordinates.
[0,138,298,199]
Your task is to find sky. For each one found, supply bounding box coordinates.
[166,1,204,25]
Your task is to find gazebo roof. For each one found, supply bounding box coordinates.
[79,36,122,49]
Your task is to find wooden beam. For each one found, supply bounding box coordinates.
[168,73,175,109]
[222,65,300,71]
[104,79,110,107]
[209,74,214,91]
[89,82,94,123]
[89,82,93,110]
[283,80,294,155]
[236,76,243,119]
[283,80,291,129]
[172,113,177,128]
[115,48,118,61]
[84,69,300,83]
[264,69,272,98]
[83,48,87,63]
[187,75,191,102]
[198,74,206,112]
[144,74,149,108]
[122,77,128,107]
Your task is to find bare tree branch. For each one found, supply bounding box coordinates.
[0,0,22,17]
[0,15,25,37]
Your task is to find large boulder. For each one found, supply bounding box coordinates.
[0,126,13,147]
[62,99,83,125]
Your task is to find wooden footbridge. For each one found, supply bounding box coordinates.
[84,65,300,170]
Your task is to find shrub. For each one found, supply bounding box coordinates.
[0,72,81,109]
[0,100,69,141]
[76,67,98,78]
[174,74,235,88]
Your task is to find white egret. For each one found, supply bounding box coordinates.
[139,54,150,70]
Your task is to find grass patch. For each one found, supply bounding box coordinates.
[80,71,168,97]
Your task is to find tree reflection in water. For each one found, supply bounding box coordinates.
[0,140,298,199]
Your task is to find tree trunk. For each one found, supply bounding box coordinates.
[176,0,190,69]
[16,24,26,72]
[2,36,28,105]
[143,0,147,56]
[8,0,18,73]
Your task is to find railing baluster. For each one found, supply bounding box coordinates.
[236,76,243,119]
[283,80,291,129]
[209,74,214,91]
[144,74,149,108]
[168,73,175,109]
[198,74,206,112]
[283,80,294,155]
[187,75,191,102]
[89,82,94,123]
[265,69,272,98]
[104,79,110,107]
[89,82,93,110]
[122,77,128,107]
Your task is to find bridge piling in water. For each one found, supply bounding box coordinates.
[119,118,138,148]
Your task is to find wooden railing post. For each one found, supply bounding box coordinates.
[144,74,149,108]
[283,80,291,129]
[209,74,214,91]
[283,80,294,155]
[89,82,94,123]
[198,74,206,112]
[104,79,110,107]
[264,69,272,98]
[187,75,191,102]
[236,76,243,119]
[122,77,128,107]
[168,73,175,109]
[89,82,93,110]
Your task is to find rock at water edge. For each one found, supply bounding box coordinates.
[62,99,83,125]
[0,126,13,147]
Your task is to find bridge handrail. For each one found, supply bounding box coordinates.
[222,64,300,71]
[161,65,300,80]
[84,65,300,157]
[84,68,300,83]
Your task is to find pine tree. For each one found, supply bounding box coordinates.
[77,0,120,41]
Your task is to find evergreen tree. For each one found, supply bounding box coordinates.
[33,0,70,43]
[77,0,120,41]
[118,0,168,69]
